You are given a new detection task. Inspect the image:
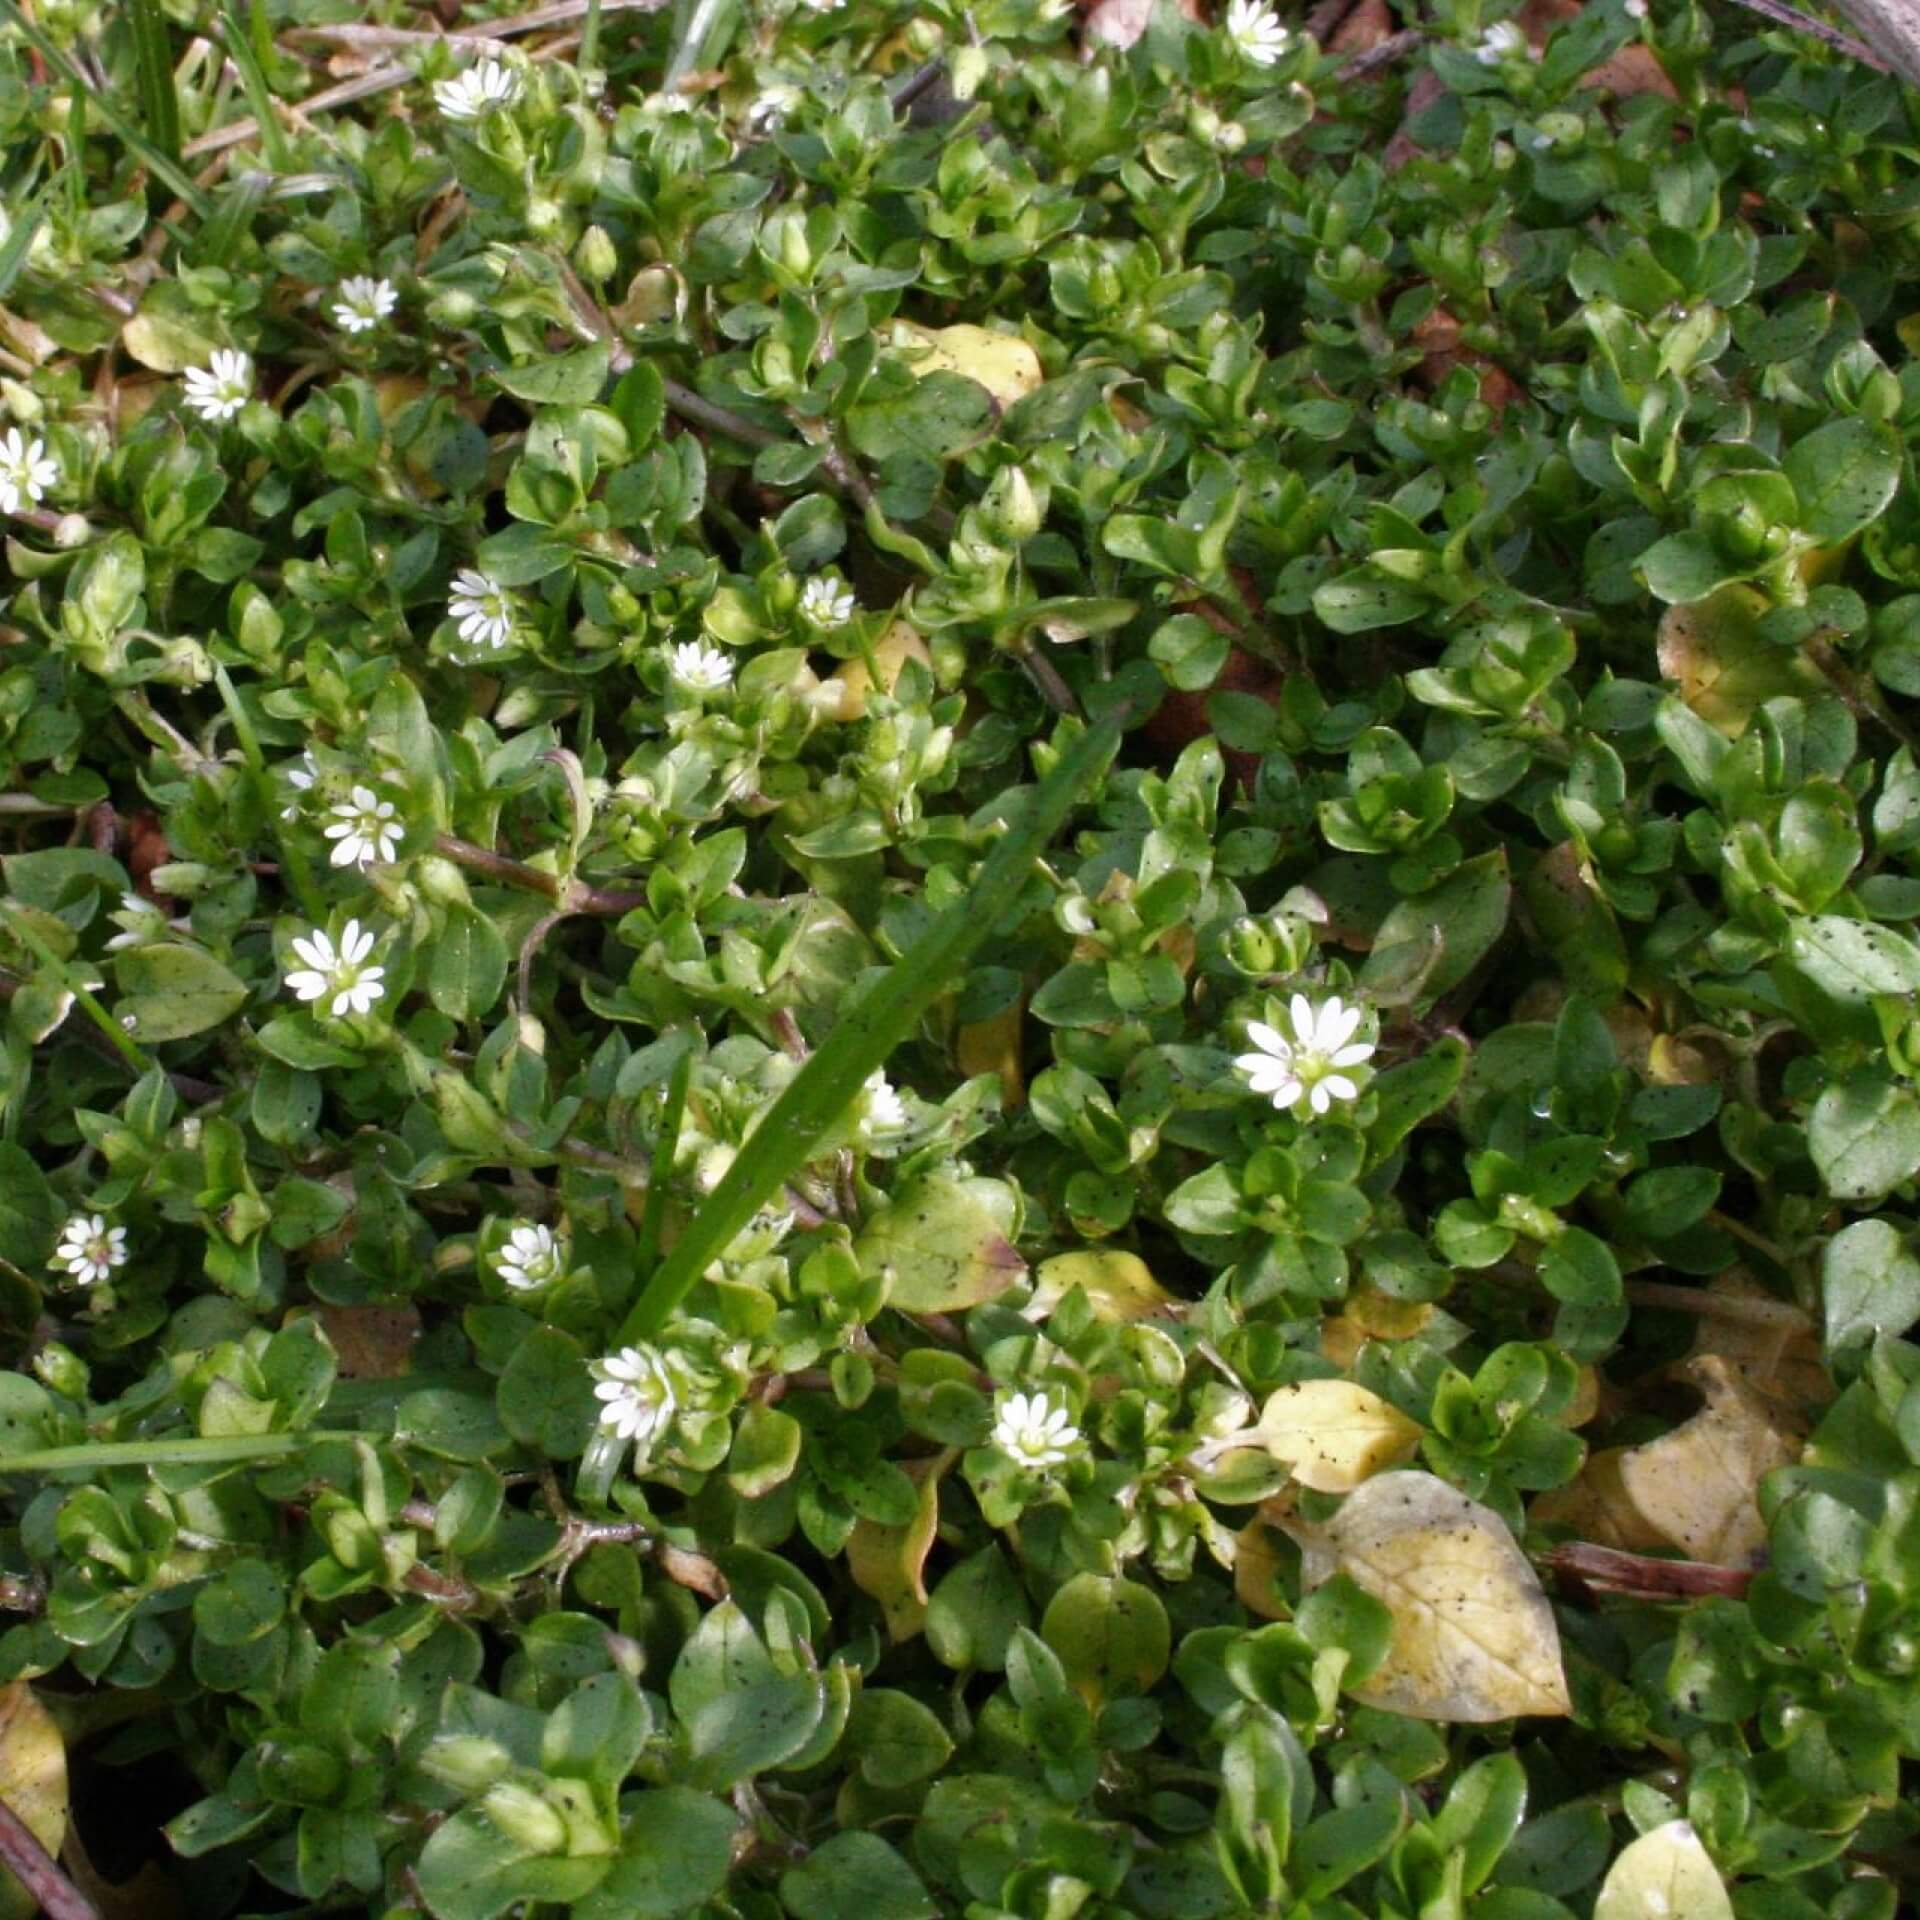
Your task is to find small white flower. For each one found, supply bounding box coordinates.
[448,569,516,654]
[280,750,319,821]
[860,1070,909,1137]
[103,890,169,952]
[668,640,734,693]
[434,59,520,122]
[748,83,801,129]
[285,919,386,1018]
[52,1213,128,1286]
[992,1389,1081,1470]
[324,784,403,868]
[1624,0,1647,16]
[1235,993,1376,1116]
[1224,0,1291,65]
[182,349,253,423]
[1473,18,1528,62]
[495,1222,565,1291]
[799,576,856,627]
[332,275,398,334]
[0,429,58,514]
[592,1344,679,1460]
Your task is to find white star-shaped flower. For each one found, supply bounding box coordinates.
[103,890,169,952]
[669,640,734,693]
[434,59,520,122]
[280,750,319,821]
[1225,0,1291,64]
[1623,0,1648,16]
[591,1345,679,1461]
[448,569,516,653]
[51,1212,127,1286]
[992,1389,1081,1470]
[859,1070,909,1137]
[1473,18,1528,61]
[1235,993,1375,1116]
[748,83,801,130]
[285,919,386,1018]
[495,1222,565,1291]
[324,785,403,868]
[182,349,253,423]
[799,576,856,626]
[332,275,398,334]
[0,429,58,515]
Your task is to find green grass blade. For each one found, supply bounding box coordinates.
[0,188,46,302]
[618,708,1125,1343]
[0,1431,357,1473]
[218,0,293,171]
[633,1039,696,1283]
[0,0,211,215]
[128,0,182,167]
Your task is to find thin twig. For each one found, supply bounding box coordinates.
[433,834,644,916]
[1337,26,1426,77]
[1546,1541,1755,1601]
[885,57,945,110]
[1625,1278,1811,1330]
[0,1792,99,1920]
[1305,0,1355,41]
[1722,0,1889,67]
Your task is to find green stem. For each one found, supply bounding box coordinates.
[0,905,154,1076]
[0,1430,359,1473]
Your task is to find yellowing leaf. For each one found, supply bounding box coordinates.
[825,619,931,722]
[1254,1380,1422,1493]
[845,1452,951,1642]
[855,1174,1026,1313]
[1614,1355,1800,1567]
[889,322,1043,408]
[0,1684,66,1920]
[1232,1506,1293,1621]
[1656,583,1822,736]
[1530,1446,1669,1552]
[1594,1821,1733,1920]
[1029,1250,1174,1324]
[1295,1470,1571,1722]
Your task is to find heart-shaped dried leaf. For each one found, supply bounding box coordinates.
[1294,1470,1570,1722]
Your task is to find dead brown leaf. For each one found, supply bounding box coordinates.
[311,1302,421,1380]
[0,1685,66,1920]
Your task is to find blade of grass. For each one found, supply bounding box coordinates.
[633,1038,696,1283]
[217,0,294,171]
[0,1432,357,1474]
[0,189,46,302]
[128,0,183,168]
[617,708,1126,1343]
[0,0,212,216]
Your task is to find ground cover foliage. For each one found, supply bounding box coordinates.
[1,0,1919,1912]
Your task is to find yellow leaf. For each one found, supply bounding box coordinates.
[1030,1250,1174,1324]
[955,1000,1026,1110]
[1232,1505,1293,1621]
[824,619,931,722]
[845,1452,951,1642]
[1254,1380,1422,1493]
[1530,1446,1670,1552]
[1656,584,1822,737]
[1594,1821,1734,1920]
[0,1684,66,1920]
[889,322,1043,408]
[1614,1355,1800,1567]
[1296,1470,1571,1722]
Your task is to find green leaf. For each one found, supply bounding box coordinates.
[854,1175,1026,1312]
[0,1145,57,1273]
[493,343,612,407]
[496,1328,598,1459]
[1039,1573,1170,1706]
[1360,853,1511,1008]
[576,1789,739,1920]
[1786,915,1920,1001]
[781,1833,937,1920]
[414,1807,609,1920]
[1783,416,1901,543]
[846,372,995,463]
[925,1546,1030,1673]
[113,944,249,1042]
[1821,1218,1920,1351]
[1809,1070,1920,1202]
[429,907,510,1021]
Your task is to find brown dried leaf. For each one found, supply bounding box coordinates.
[1530,1445,1672,1552]
[312,1302,421,1380]
[1686,1272,1832,1416]
[1614,1355,1801,1566]
[1294,1471,1571,1722]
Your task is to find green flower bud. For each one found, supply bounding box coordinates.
[981,465,1046,543]
[575,223,619,285]
[481,1780,569,1855]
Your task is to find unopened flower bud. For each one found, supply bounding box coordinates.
[575,223,618,285]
